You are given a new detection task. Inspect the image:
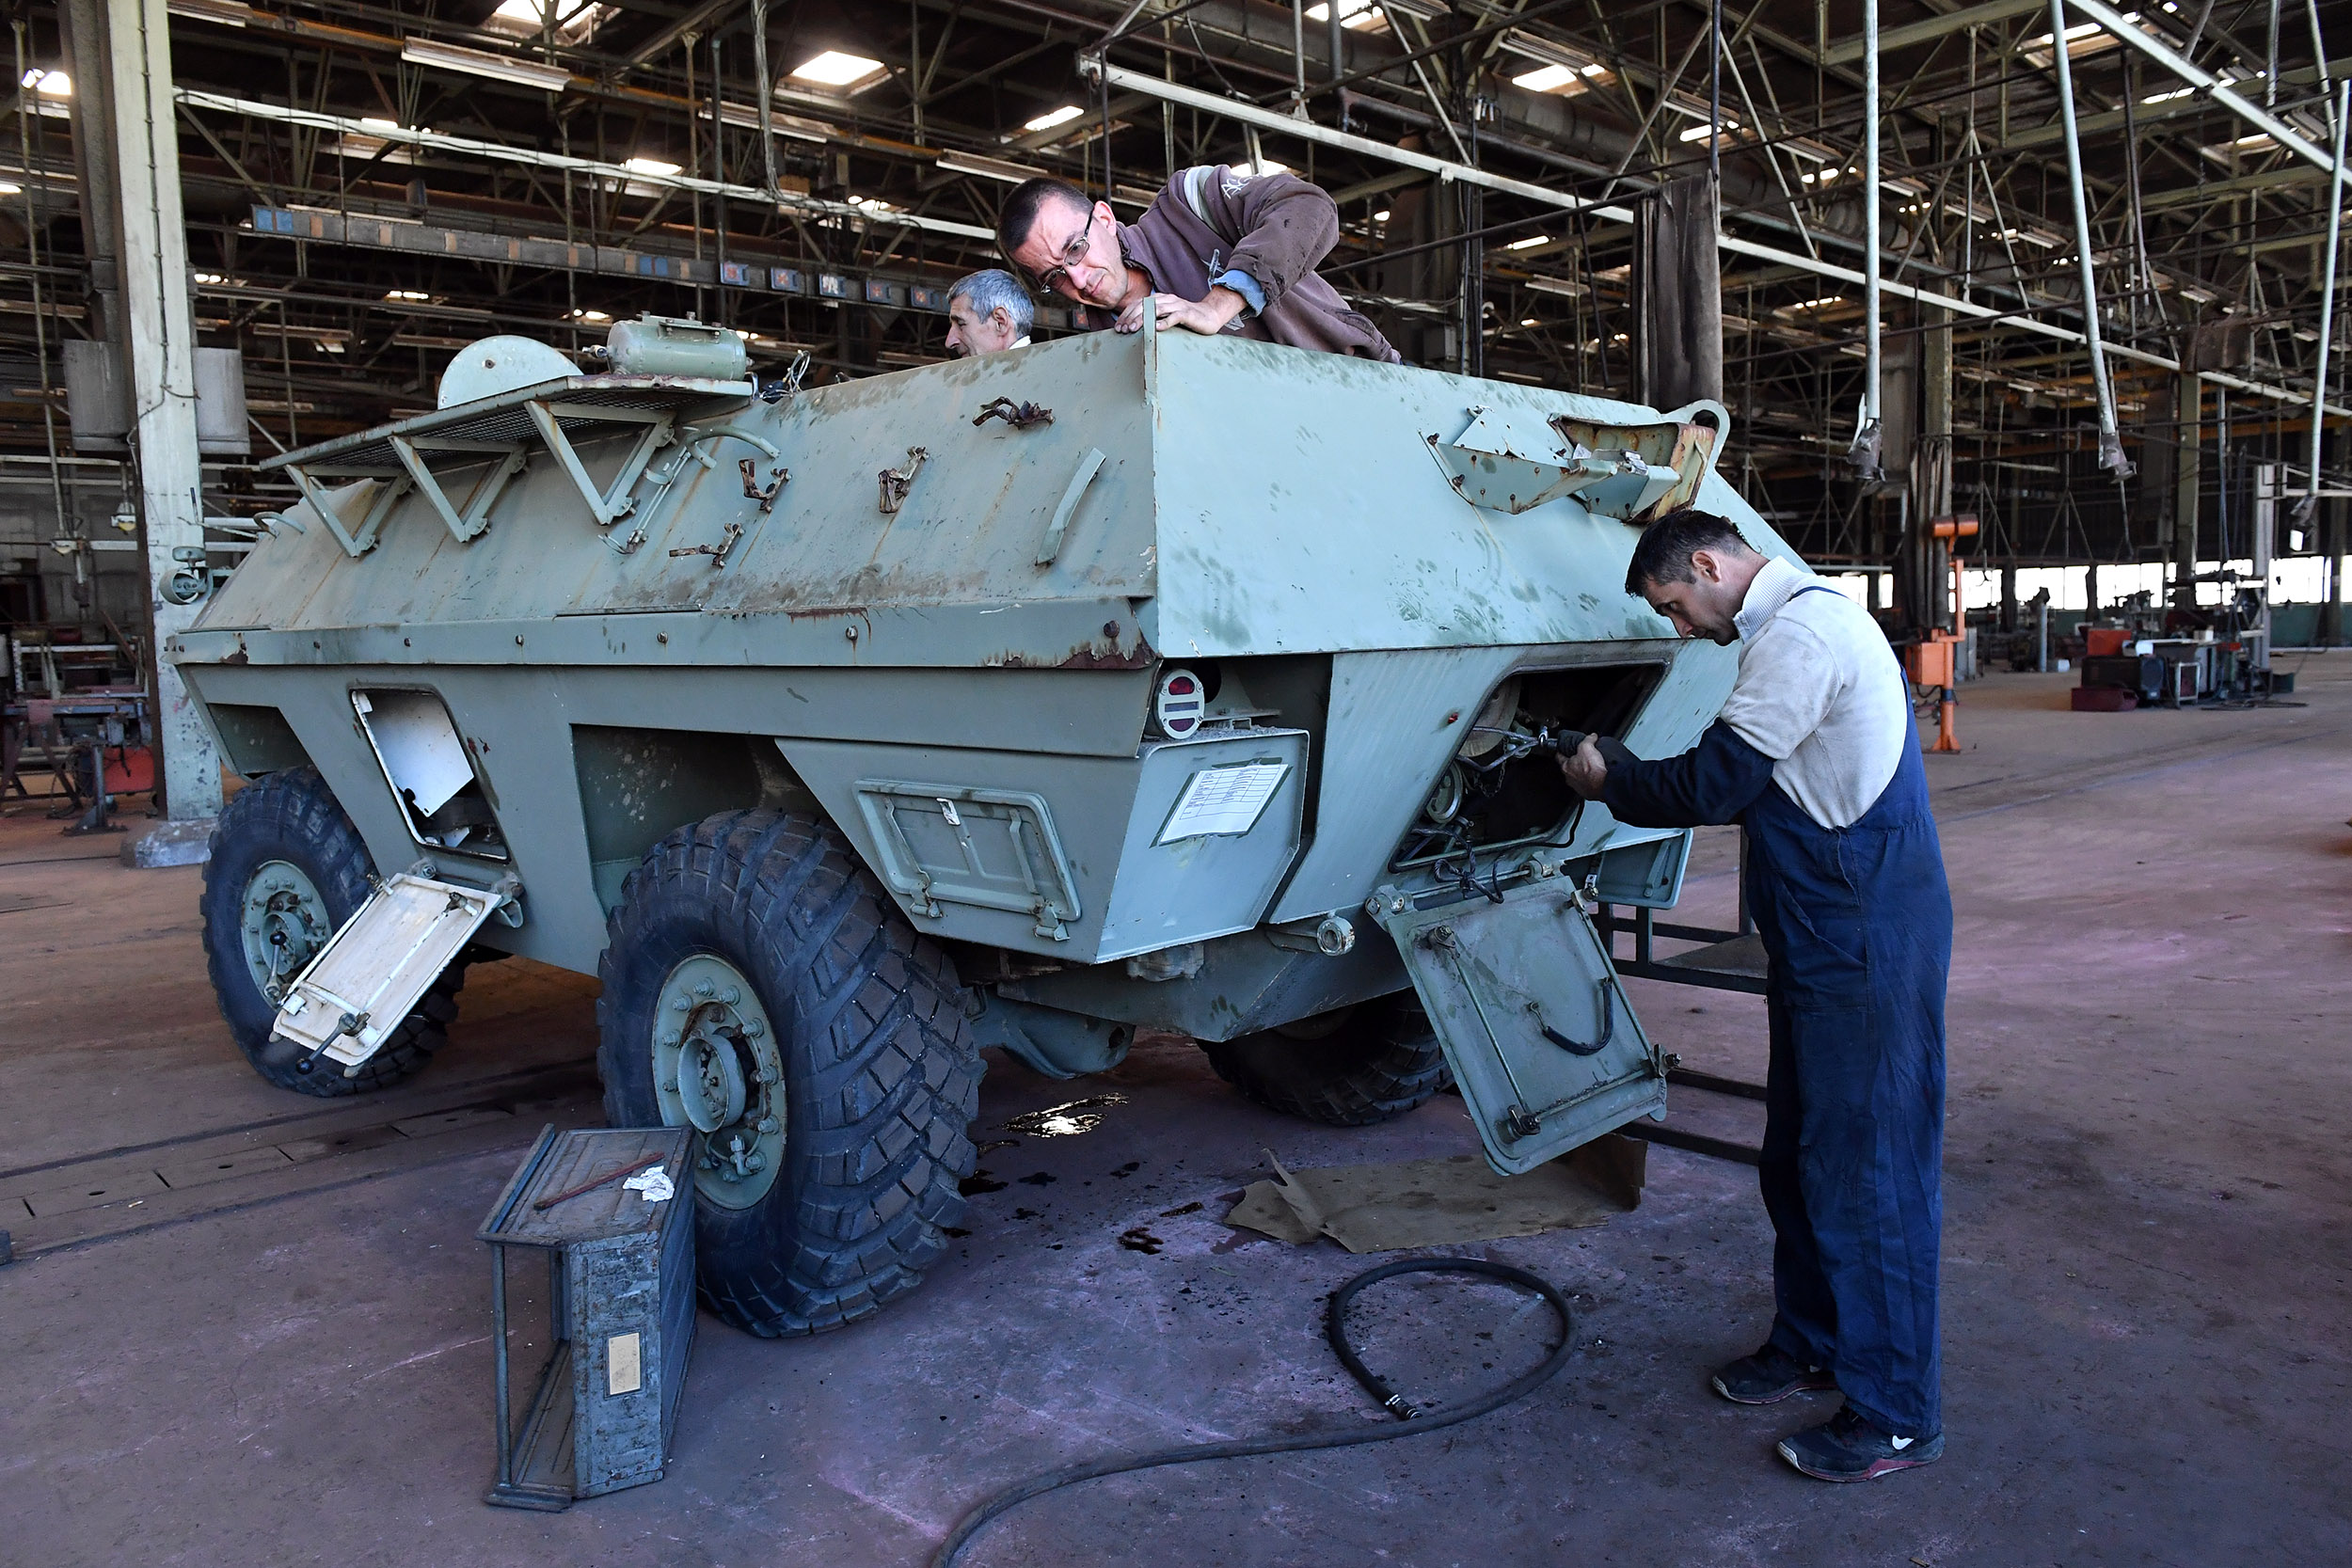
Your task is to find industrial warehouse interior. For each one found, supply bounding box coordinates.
[4,0,2348,1560]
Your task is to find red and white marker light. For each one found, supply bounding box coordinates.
[1153,668,1204,738]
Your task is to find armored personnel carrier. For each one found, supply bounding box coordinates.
[172,312,1785,1337]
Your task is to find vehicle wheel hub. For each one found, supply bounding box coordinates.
[651,953,786,1208]
[239,860,330,1006]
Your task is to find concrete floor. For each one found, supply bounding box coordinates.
[4,663,2349,1567]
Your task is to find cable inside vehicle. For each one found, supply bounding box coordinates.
[930,1257,1577,1568]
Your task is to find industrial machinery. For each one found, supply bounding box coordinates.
[171,312,1793,1337]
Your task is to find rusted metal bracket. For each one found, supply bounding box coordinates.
[973,398,1054,431]
[669,520,744,568]
[878,447,929,515]
[739,458,788,514]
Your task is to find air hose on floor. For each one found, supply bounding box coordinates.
[930,1257,1577,1568]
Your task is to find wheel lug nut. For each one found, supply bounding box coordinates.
[722,986,741,1005]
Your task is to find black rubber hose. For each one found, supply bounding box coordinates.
[929,1257,1576,1568]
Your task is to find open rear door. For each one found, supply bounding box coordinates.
[1375,878,1666,1175]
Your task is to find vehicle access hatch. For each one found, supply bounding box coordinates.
[1375,877,1666,1175]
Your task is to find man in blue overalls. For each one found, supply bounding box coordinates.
[1560,508,1951,1481]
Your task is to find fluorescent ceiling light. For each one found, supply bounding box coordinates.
[789,51,884,87]
[936,150,1044,184]
[21,69,69,96]
[1024,105,1083,133]
[1677,119,1736,142]
[1791,295,1843,309]
[400,39,571,92]
[623,155,681,176]
[569,308,610,321]
[385,288,432,302]
[1510,64,1581,93]
[192,271,226,284]
[166,0,256,26]
[1505,234,1550,250]
[1305,0,1380,29]
[1372,209,1391,222]
[485,0,612,43]
[712,101,830,142]
[1237,158,1288,177]
[1525,276,1584,297]
[0,181,18,196]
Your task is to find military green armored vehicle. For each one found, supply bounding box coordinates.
[171,312,1784,1336]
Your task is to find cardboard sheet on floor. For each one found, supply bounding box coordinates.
[1223,1135,1645,1253]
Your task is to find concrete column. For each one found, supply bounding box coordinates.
[107,0,221,825]
[2322,495,2345,644]
[57,0,123,344]
[2174,372,2201,596]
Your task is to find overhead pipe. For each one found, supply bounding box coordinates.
[1082,57,1637,220]
[2299,78,2349,515]
[1851,0,1883,482]
[1081,58,2352,420]
[174,90,995,240]
[2048,0,2134,477]
[1719,233,2352,417]
[2068,0,2337,173]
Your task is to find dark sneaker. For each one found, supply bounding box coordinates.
[1711,1344,1837,1405]
[1776,1406,1945,1481]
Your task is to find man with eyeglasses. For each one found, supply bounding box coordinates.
[996,168,1400,362]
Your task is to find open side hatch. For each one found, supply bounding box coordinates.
[1373,875,1666,1175]
[273,866,519,1072]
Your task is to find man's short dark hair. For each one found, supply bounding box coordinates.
[1624,508,1758,598]
[996,177,1093,272]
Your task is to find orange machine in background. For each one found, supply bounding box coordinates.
[1904,633,1963,752]
[1907,515,1979,754]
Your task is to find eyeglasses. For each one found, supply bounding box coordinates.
[1033,208,1096,295]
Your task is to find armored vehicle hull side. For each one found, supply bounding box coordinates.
[172,323,1804,1332]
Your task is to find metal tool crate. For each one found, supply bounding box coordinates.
[477,1125,695,1509]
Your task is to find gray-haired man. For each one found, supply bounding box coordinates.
[946,269,1034,357]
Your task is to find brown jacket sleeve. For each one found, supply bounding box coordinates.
[1186,166,1342,313]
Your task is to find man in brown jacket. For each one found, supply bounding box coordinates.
[997,168,1401,362]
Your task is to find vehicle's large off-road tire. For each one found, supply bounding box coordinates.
[1200,991,1452,1127]
[596,810,982,1338]
[199,767,465,1097]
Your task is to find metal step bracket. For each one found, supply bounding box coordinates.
[261,373,755,557]
[1371,874,1667,1175]
[1424,401,1727,523]
[272,867,520,1072]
